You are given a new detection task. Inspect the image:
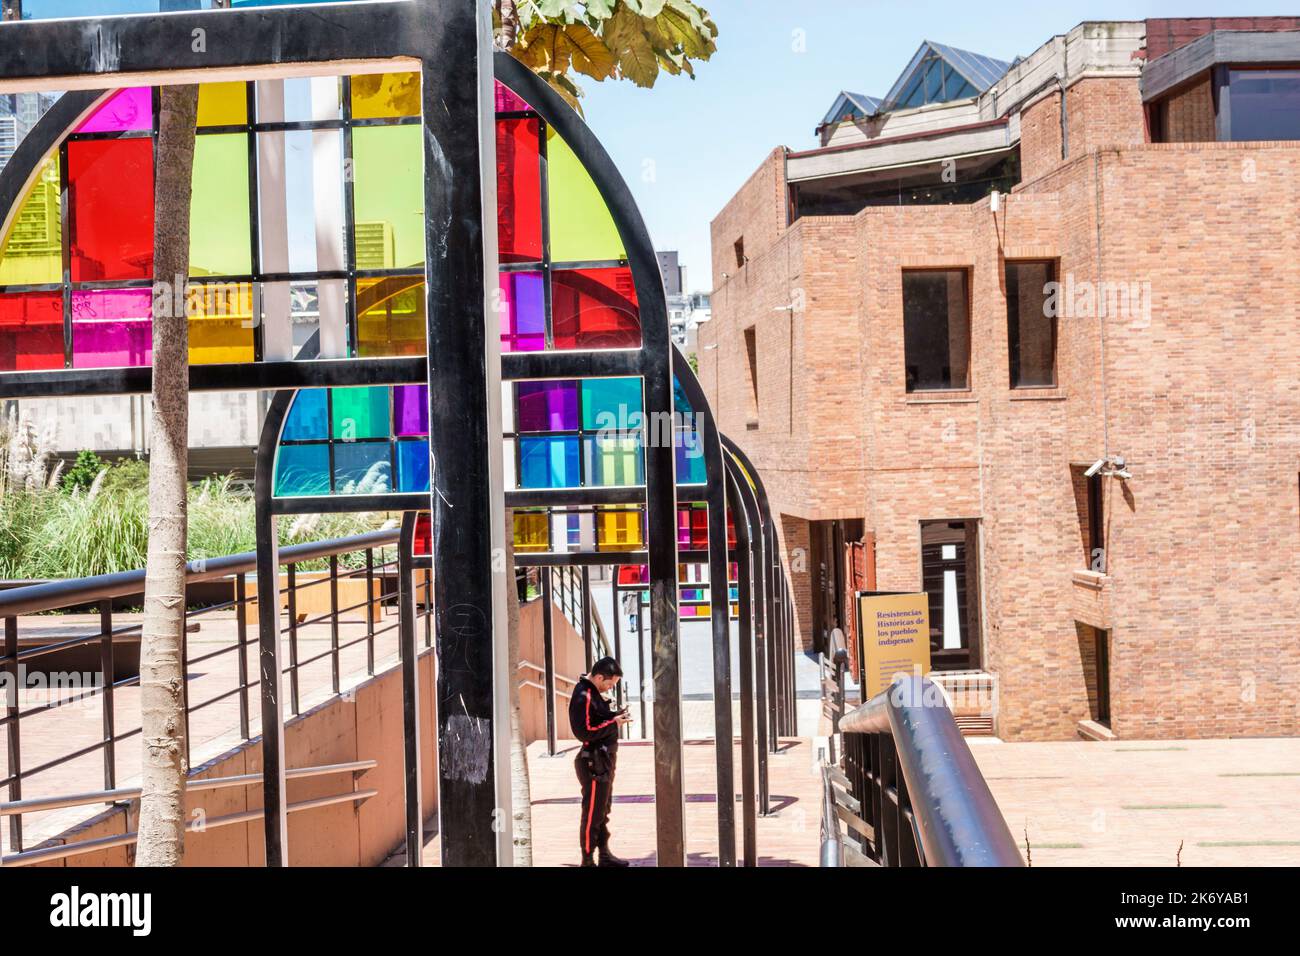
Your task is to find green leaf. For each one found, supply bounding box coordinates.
[605,4,660,87]
[560,22,617,80]
[583,0,617,17]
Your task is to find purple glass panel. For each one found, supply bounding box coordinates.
[500,271,545,352]
[77,88,153,133]
[516,381,578,432]
[393,384,429,436]
[71,289,152,368]
[494,80,531,113]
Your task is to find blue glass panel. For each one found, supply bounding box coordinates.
[519,436,579,488]
[672,375,694,415]
[333,441,392,493]
[331,386,389,440]
[282,388,328,441]
[396,439,431,492]
[585,435,643,487]
[22,0,211,18]
[580,377,641,431]
[676,438,706,485]
[274,444,330,497]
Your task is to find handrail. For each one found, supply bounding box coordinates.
[839,676,1023,867]
[819,756,843,867]
[0,528,401,618]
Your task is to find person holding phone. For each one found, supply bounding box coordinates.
[569,657,633,867]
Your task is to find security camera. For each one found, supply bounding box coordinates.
[1084,458,1107,478]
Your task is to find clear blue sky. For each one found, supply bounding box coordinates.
[577,0,1298,293]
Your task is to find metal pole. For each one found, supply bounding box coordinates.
[286,562,299,716]
[725,469,758,867]
[328,554,341,695]
[365,547,375,676]
[236,573,250,740]
[541,568,557,757]
[98,599,116,792]
[253,498,288,866]
[580,565,592,672]
[421,8,508,865]
[4,616,22,852]
[610,573,623,738]
[397,516,423,867]
[636,593,647,740]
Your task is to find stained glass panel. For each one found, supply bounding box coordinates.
[0,157,62,286]
[499,271,545,352]
[188,282,254,364]
[76,88,152,134]
[275,444,330,498]
[519,436,579,489]
[585,435,643,487]
[68,138,154,282]
[352,125,424,269]
[546,128,625,264]
[393,384,428,437]
[351,72,420,119]
[580,377,641,430]
[356,276,425,357]
[70,289,151,368]
[331,386,389,440]
[552,267,640,350]
[513,511,550,553]
[282,389,328,441]
[516,381,578,432]
[190,134,252,278]
[197,82,248,127]
[0,292,63,372]
[395,439,430,492]
[334,441,392,493]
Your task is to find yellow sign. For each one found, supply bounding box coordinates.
[856,592,931,699]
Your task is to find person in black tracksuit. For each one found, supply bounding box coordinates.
[569,656,632,867]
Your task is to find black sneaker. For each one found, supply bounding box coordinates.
[580,853,597,867]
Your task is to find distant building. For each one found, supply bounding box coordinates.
[0,92,59,170]
[656,249,711,349]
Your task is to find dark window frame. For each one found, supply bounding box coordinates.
[1004,258,1059,389]
[901,267,972,393]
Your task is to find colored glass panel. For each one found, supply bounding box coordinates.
[356,276,425,357]
[413,513,432,556]
[519,436,579,489]
[274,443,330,497]
[597,509,643,551]
[395,439,430,492]
[77,88,152,133]
[494,80,531,114]
[190,134,252,277]
[552,267,640,350]
[393,384,428,436]
[68,138,154,282]
[331,386,389,440]
[497,118,542,263]
[545,127,624,263]
[516,381,578,432]
[266,129,346,275]
[71,289,151,368]
[282,389,328,441]
[197,82,248,127]
[499,271,545,352]
[617,565,648,585]
[513,511,550,553]
[0,292,63,372]
[352,125,423,269]
[188,282,254,364]
[334,441,392,493]
[351,72,420,119]
[676,437,706,484]
[0,156,62,286]
[677,505,708,549]
[580,377,641,430]
[586,435,642,487]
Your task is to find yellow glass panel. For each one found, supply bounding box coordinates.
[597,509,643,551]
[356,276,426,357]
[350,72,420,119]
[197,82,248,127]
[0,156,62,286]
[513,511,550,553]
[187,282,254,364]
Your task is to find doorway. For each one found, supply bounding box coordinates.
[919,519,982,671]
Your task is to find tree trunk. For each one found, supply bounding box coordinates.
[505,509,533,865]
[136,83,199,868]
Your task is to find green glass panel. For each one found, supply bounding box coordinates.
[352,125,424,270]
[580,377,641,430]
[190,134,252,278]
[545,128,625,264]
[0,156,62,286]
[331,386,389,440]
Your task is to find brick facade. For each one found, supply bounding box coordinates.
[701,68,1300,740]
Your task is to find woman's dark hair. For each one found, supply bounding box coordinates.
[590,657,623,679]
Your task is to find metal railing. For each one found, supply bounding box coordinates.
[823,675,1023,867]
[0,528,417,856]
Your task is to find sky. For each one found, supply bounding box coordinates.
[576,0,1300,293]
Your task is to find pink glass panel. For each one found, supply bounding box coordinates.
[77,88,153,133]
[499,271,545,352]
[71,289,152,368]
[494,80,530,113]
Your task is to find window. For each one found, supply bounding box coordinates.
[1226,68,1300,141]
[743,325,758,423]
[1005,259,1057,387]
[920,519,981,670]
[902,269,969,391]
[733,237,745,269]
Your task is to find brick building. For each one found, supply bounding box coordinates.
[699,19,1300,740]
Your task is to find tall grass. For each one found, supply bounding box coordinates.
[0,417,390,580]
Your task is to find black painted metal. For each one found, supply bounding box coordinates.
[398,512,424,867]
[4,615,20,852]
[838,676,1024,867]
[540,568,557,757]
[98,599,116,792]
[580,566,593,672]
[724,466,758,867]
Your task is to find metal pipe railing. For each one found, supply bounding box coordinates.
[837,676,1023,867]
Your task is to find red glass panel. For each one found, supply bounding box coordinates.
[552,267,640,350]
[68,138,154,282]
[0,292,63,371]
[413,513,432,557]
[617,565,648,586]
[496,118,542,264]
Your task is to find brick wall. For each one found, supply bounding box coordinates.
[1159,76,1215,142]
